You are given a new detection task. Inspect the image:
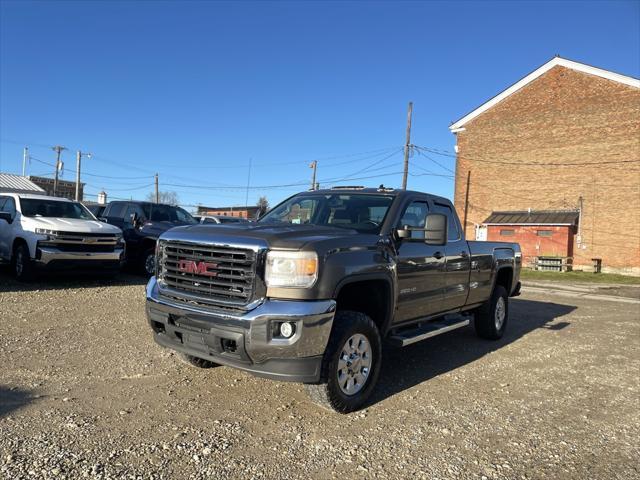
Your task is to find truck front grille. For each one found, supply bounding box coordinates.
[40,232,120,253]
[159,241,257,308]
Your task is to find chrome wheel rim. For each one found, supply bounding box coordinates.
[15,250,24,276]
[495,297,506,330]
[145,254,155,275]
[337,334,372,396]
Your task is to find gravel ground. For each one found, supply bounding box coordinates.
[1,271,639,479]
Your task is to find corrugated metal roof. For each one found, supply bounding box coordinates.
[0,173,46,193]
[483,210,579,225]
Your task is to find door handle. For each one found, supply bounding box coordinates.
[433,251,443,259]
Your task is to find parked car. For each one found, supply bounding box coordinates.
[194,215,250,225]
[85,204,106,218]
[101,201,197,276]
[146,187,521,412]
[0,193,124,280]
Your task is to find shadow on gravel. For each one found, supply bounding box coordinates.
[0,386,38,418]
[372,298,576,406]
[0,267,148,293]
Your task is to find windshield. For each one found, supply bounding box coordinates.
[259,193,394,233]
[20,198,96,220]
[141,204,197,224]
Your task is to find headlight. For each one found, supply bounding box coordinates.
[34,228,56,241]
[265,251,318,288]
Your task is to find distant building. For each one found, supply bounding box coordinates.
[197,205,261,219]
[450,57,640,275]
[29,175,84,201]
[0,173,46,194]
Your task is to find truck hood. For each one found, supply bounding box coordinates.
[23,216,123,235]
[160,223,375,250]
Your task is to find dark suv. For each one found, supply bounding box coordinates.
[101,201,197,275]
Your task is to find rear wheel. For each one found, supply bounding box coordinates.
[13,243,33,281]
[142,249,156,277]
[305,310,382,413]
[475,284,509,340]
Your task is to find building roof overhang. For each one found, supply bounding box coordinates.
[483,209,579,226]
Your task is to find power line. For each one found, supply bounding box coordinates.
[417,145,640,167]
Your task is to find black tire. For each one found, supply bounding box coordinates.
[12,243,34,281]
[177,353,219,369]
[305,310,382,414]
[141,249,156,277]
[475,284,509,340]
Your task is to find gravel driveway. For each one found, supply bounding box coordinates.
[1,272,638,479]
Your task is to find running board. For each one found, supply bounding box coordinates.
[388,315,470,347]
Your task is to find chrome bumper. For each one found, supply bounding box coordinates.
[36,246,125,266]
[145,277,336,382]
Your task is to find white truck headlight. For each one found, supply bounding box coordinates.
[34,228,56,240]
[265,251,318,288]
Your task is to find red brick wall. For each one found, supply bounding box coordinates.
[203,209,250,218]
[454,66,640,275]
[487,225,574,266]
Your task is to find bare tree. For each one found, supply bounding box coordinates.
[146,191,179,205]
[257,196,269,217]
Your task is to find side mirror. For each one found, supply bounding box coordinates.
[0,212,13,224]
[424,213,447,245]
[98,217,108,223]
[396,225,411,239]
[130,213,144,229]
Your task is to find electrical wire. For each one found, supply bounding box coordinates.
[416,145,640,167]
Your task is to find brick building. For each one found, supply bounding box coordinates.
[450,57,640,275]
[197,205,261,219]
[29,175,84,201]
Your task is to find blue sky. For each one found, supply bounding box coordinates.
[1,0,638,210]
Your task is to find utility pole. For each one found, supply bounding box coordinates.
[244,158,252,213]
[401,102,413,190]
[309,160,318,190]
[52,145,67,197]
[154,173,159,203]
[22,147,29,177]
[75,151,91,201]
[577,195,584,248]
[463,170,471,238]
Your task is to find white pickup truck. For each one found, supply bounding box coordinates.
[0,193,125,280]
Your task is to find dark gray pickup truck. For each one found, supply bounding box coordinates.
[146,187,521,412]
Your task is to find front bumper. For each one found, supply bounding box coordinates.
[145,277,336,383]
[35,246,125,268]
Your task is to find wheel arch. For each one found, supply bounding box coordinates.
[333,274,394,336]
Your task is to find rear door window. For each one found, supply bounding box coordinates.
[431,202,461,241]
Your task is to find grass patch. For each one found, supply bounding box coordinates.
[521,269,640,285]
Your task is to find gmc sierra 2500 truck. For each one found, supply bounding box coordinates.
[146,187,521,412]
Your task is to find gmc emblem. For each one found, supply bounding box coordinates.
[177,260,218,277]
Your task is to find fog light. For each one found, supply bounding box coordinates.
[280,322,295,338]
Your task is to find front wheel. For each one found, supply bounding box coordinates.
[305,310,382,413]
[177,353,219,369]
[13,244,34,281]
[475,284,509,340]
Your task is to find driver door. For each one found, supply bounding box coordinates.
[0,196,17,260]
[123,203,146,258]
[394,199,446,324]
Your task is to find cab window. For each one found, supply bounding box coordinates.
[398,201,429,239]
